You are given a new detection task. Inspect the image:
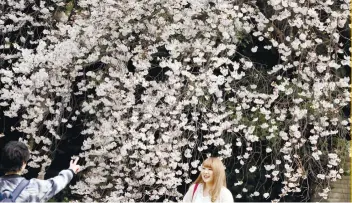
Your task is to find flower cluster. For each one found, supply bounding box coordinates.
[0,0,350,202]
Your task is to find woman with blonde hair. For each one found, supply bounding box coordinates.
[183,157,234,203]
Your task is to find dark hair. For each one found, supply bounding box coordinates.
[0,141,30,173]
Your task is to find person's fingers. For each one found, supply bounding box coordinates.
[70,159,74,165]
[74,157,79,164]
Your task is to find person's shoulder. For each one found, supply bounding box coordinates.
[0,176,26,186]
[221,186,231,192]
[189,183,197,190]
[189,183,202,191]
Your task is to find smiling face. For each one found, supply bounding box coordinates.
[201,166,214,183]
[194,157,227,202]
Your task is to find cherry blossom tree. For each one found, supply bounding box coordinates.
[0,0,350,202]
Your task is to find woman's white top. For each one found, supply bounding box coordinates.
[182,183,234,203]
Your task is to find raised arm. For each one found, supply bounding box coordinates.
[34,157,81,201]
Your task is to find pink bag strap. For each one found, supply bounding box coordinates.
[192,183,199,201]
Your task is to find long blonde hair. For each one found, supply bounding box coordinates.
[194,157,227,202]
